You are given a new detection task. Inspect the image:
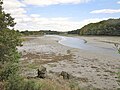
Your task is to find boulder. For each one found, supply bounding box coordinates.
[60,71,70,80]
[37,66,47,78]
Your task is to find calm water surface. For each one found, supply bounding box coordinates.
[46,35,120,57]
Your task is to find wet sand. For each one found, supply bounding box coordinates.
[18,35,120,90]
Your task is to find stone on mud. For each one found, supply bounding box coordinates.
[37,66,47,78]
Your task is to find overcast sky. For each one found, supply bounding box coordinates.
[3,0,120,31]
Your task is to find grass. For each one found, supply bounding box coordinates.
[115,43,120,87]
[25,78,71,90]
[116,72,120,86]
[114,43,120,53]
[69,81,80,90]
[20,52,73,75]
[27,63,39,69]
[19,52,78,90]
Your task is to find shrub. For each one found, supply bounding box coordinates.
[5,75,42,90]
[5,75,23,90]
[23,79,42,90]
[0,63,19,81]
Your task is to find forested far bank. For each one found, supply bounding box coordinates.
[68,18,120,36]
[21,30,66,36]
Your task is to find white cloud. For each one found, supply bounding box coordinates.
[90,9,120,14]
[51,17,69,21]
[22,0,92,6]
[3,0,26,20]
[14,16,81,31]
[2,0,108,31]
[3,0,25,9]
[15,15,107,31]
[2,0,106,31]
[30,14,41,18]
[117,1,120,4]
[3,0,27,24]
[5,8,26,15]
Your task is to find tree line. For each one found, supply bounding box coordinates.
[21,30,65,36]
[68,18,120,36]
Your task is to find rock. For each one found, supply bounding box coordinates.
[60,71,70,80]
[91,66,98,68]
[37,66,47,78]
[78,77,88,82]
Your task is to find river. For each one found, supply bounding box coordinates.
[46,35,120,57]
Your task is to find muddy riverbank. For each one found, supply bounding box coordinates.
[18,35,120,90]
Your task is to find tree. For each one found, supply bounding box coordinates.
[0,0,16,30]
[68,18,120,36]
[0,0,22,81]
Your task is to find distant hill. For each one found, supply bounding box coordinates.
[68,18,120,36]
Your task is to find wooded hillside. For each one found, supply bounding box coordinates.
[80,18,120,36]
[68,18,120,36]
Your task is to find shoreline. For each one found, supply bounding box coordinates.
[18,35,120,89]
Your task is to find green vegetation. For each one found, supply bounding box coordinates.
[114,43,120,54]
[69,81,80,90]
[22,18,120,36]
[1,0,119,89]
[5,76,43,90]
[0,0,22,82]
[117,66,120,87]
[0,1,43,90]
[114,43,120,87]
[80,18,120,35]
[21,30,44,36]
[0,1,80,90]
[116,72,120,85]
[21,30,65,36]
[68,29,80,35]
[68,18,120,36]
[0,1,22,90]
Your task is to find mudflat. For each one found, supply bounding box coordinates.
[18,35,120,90]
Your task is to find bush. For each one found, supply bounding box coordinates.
[23,80,42,90]
[0,63,19,81]
[0,29,22,81]
[0,29,22,64]
[5,75,24,90]
[5,77,42,90]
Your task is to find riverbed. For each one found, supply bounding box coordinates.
[47,35,120,57]
[18,35,120,90]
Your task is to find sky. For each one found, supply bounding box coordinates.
[3,0,120,31]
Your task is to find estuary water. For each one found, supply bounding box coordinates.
[46,35,120,57]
